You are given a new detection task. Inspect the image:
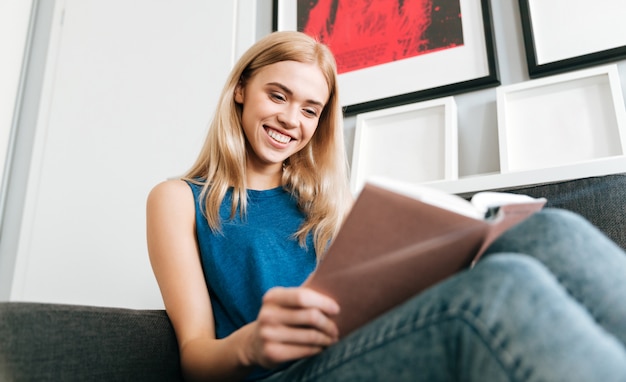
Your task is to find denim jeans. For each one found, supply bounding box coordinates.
[263,209,626,381]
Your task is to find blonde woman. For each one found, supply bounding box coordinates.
[147,31,626,381]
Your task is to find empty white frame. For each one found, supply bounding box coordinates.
[497,65,626,173]
[350,97,458,194]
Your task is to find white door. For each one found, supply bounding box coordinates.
[10,0,253,308]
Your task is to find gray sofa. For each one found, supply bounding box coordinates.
[1,173,625,381]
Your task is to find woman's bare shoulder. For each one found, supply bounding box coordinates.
[148,179,192,203]
[150,178,191,195]
[146,179,196,220]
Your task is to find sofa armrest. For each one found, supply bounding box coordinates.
[0,302,182,381]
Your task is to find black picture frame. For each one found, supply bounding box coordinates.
[273,0,500,116]
[519,0,626,78]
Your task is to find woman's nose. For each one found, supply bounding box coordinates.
[277,106,299,129]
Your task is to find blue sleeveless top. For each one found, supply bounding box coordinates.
[186,181,316,376]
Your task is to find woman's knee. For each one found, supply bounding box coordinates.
[469,253,557,296]
[486,208,609,257]
[473,252,550,278]
[531,208,592,231]
[415,253,563,322]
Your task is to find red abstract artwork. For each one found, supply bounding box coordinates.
[298,0,464,74]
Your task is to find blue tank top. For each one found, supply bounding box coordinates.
[186,180,317,338]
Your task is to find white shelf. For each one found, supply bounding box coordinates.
[423,155,626,195]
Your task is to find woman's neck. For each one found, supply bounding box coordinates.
[245,163,283,190]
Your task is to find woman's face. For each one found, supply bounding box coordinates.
[235,60,330,174]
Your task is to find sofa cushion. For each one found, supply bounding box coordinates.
[487,173,626,250]
[0,302,182,381]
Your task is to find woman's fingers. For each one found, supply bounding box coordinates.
[256,338,327,366]
[257,321,337,348]
[263,286,340,315]
[250,316,336,368]
[256,313,339,344]
[261,287,340,338]
[258,306,338,344]
[248,287,341,368]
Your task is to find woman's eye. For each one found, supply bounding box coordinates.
[270,93,286,102]
[303,108,318,117]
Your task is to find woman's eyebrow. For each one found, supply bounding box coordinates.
[267,82,325,107]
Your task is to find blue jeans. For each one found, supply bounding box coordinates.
[263,209,626,381]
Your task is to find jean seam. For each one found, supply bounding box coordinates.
[299,308,524,382]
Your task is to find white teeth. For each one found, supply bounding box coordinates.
[267,128,291,143]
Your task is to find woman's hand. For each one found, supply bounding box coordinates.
[243,287,340,369]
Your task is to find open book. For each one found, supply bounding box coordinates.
[303,177,546,338]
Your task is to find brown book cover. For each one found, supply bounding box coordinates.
[303,182,546,338]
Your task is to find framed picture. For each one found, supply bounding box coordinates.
[273,0,499,115]
[496,64,626,173]
[350,96,458,193]
[519,0,626,78]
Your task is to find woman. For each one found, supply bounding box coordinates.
[147,31,626,381]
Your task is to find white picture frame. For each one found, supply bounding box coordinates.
[350,97,458,194]
[496,64,626,174]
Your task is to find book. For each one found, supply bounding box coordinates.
[303,177,547,338]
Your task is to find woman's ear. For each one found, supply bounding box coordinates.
[234,82,244,104]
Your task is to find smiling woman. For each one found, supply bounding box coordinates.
[234,60,329,188]
[146,31,352,381]
[146,30,626,382]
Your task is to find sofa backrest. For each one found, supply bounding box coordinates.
[485,173,626,251]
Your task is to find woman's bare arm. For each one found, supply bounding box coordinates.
[147,179,340,381]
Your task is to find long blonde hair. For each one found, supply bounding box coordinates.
[183,31,351,258]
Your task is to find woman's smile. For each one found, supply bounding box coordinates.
[265,126,292,144]
[235,60,329,173]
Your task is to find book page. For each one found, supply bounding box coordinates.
[367,177,545,220]
[367,177,485,219]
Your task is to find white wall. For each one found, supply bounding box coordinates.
[2,0,626,309]
[1,0,261,308]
